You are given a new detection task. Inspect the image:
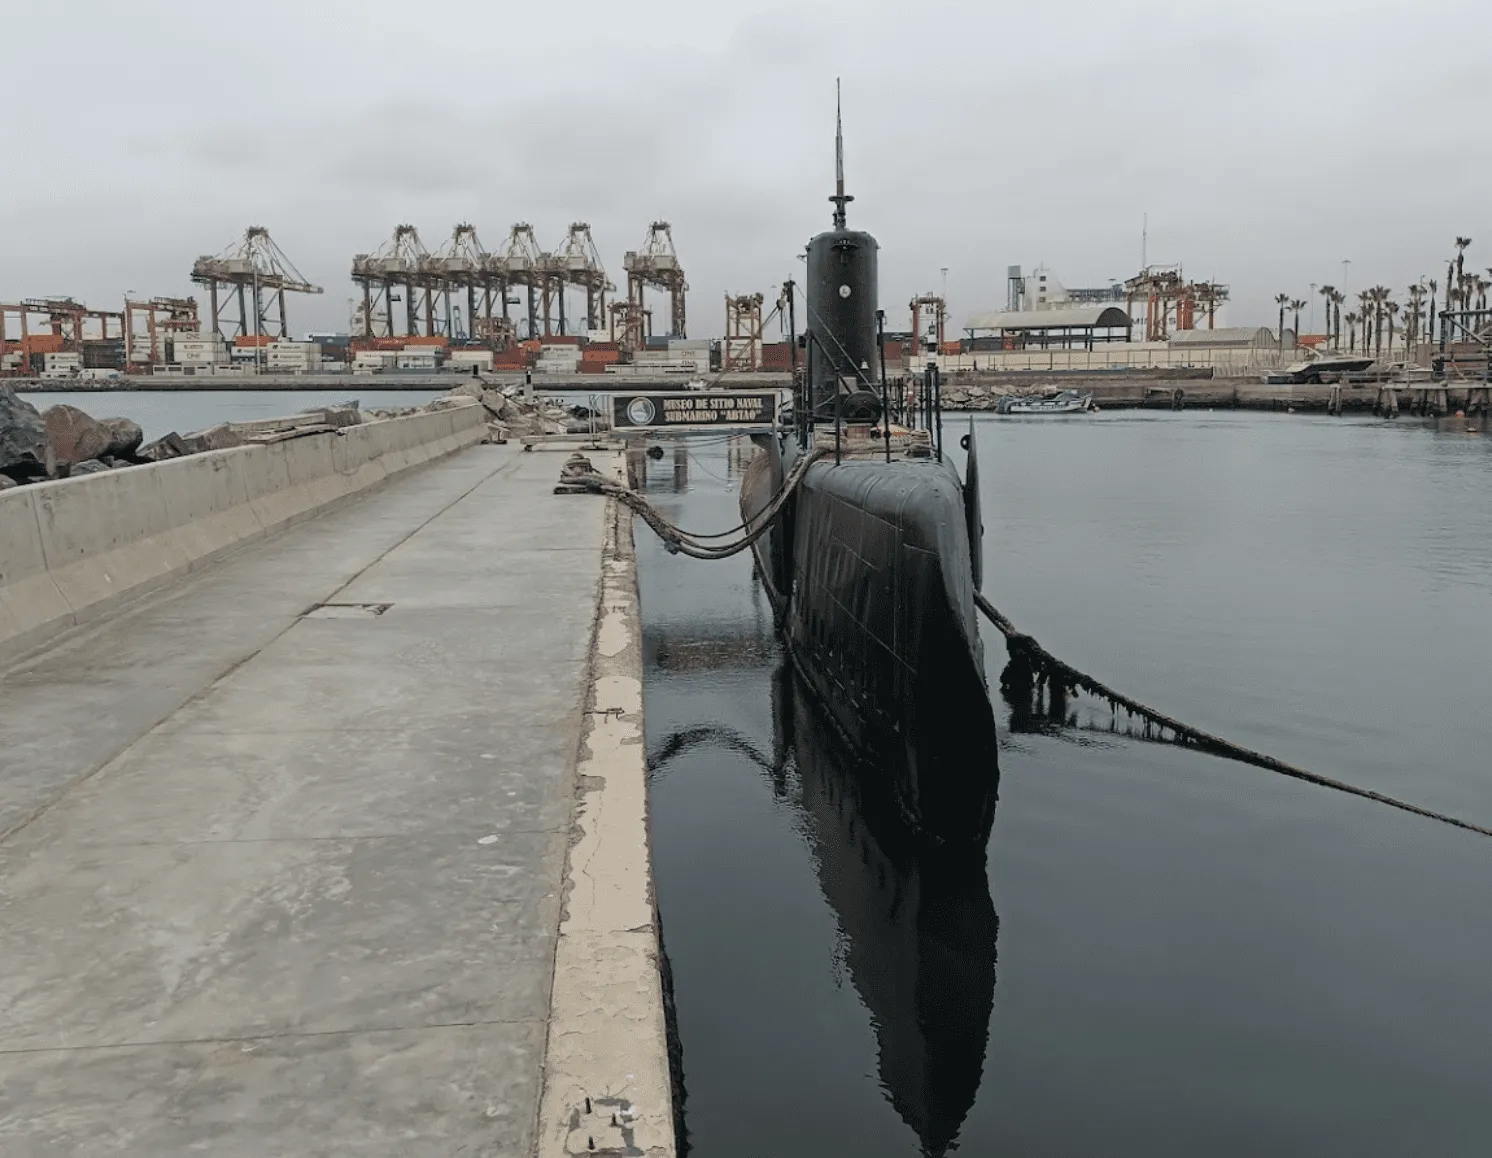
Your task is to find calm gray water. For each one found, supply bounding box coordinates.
[19,390,444,440]
[637,413,1492,1157]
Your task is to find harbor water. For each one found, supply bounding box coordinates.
[637,412,1492,1157]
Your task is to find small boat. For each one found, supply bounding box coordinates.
[1263,356,1376,385]
[994,389,1093,415]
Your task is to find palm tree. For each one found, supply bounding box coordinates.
[1332,290,1345,348]
[1405,285,1424,355]
[1275,292,1291,353]
[1374,286,1392,354]
[1455,236,1472,288]
[1290,298,1307,347]
[1318,284,1336,344]
[1358,290,1374,353]
[1426,278,1438,345]
[1346,311,1358,353]
[1385,300,1399,355]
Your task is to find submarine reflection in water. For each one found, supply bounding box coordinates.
[650,639,998,1157]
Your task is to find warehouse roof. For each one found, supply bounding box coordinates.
[964,305,1131,332]
[1170,326,1285,347]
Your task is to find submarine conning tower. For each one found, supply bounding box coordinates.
[806,88,880,417]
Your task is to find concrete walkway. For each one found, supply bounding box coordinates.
[0,445,607,1155]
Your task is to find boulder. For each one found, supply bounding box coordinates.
[450,381,485,400]
[43,404,112,469]
[0,387,48,474]
[177,424,243,455]
[98,416,144,457]
[0,474,18,491]
[71,460,111,476]
[139,432,189,461]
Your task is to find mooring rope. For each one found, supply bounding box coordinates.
[559,447,829,561]
[973,591,1492,837]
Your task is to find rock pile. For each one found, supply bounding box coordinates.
[2,389,154,485]
[0,380,597,491]
[444,380,602,440]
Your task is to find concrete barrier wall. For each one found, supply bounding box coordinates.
[0,402,486,662]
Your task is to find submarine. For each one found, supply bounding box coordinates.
[740,95,1000,853]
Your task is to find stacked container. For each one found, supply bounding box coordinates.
[174,332,230,367]
[264,341,321,374]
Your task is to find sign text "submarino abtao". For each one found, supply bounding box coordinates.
[611,392,779,430]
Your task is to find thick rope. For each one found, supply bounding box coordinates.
[559,447,829,561]
[974,591,1492,837]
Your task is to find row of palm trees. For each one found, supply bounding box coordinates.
[1278,237,1490,360]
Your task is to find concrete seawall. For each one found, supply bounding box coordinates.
[0,441,676,1154]
[0,402,486,661]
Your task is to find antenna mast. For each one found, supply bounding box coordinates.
[830,79,853,229]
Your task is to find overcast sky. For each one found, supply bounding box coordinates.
[3,0,1488,336]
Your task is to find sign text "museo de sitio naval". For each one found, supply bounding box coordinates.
[611,392,779,430]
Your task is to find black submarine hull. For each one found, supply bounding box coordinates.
[743,444,1000,851]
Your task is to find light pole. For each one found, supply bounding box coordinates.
[1342,259,1351,298]
[253,265,261,376]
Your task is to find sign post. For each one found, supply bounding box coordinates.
[611,391,780,432]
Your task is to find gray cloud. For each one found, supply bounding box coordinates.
[2,0,1488,335]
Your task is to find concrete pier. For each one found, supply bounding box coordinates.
[0,444,673,1154]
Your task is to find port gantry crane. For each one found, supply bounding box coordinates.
[191,227,323,340]
[428,224,498,342]
[351,225,440,339]
[123,296,199,366]
[618,222,687,352]
[493,224,544,339]
[553,223,613,335]
[0,298,126,375]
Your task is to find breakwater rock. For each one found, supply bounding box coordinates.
[1,388,48,481]
[1,381,595,489]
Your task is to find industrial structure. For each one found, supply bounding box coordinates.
[497,224,544,339]
[350,225,438,340]
[1,298,127,377]
[618,223,688,351]
[723,292,765,371]
[1124,265,1230,341]
[3,216,687,374]
[552,223,613,334]
[909,293,948,357]
[428,224,500,342]
[191,227,323,340]
[124,297,199,366]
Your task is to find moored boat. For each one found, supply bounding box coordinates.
[994,388,1093,414]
